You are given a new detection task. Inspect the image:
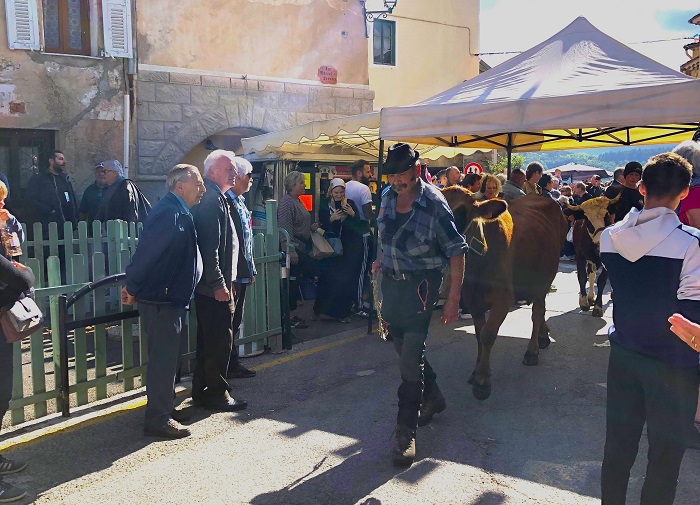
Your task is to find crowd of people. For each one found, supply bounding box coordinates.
[2,141,700,502]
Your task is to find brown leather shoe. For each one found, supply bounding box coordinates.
[418,383,447,427]
[144,419,191,439]
[391,424,416,466]
[171,409,191,423]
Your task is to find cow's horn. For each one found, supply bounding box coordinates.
[606,192,622,204]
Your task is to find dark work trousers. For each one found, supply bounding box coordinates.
[601,342,699,505]
[0,335,13,434]
[192,293,234,401]
[140,302,186,428]
[227,282,247,374]
[288,245,313,311]
[381,269,442,433]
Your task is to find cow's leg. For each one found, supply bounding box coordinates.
[592,267,608,317]
[524,296,546,366]
[587,261,597,306]
[472,304,509,401]
[577,257,590,311]
[468,310,487,385]
[538,315,551,349]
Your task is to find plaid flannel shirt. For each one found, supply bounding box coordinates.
[377,179,467,274]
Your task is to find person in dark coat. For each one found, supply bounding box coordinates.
[79,163,109,223]
[122,165,205,439]
[313,178,364,322]
[25,150,78,233]
[191,150,247,412]
[93,160,151,223]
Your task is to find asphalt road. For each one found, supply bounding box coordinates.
[2,262,699,504]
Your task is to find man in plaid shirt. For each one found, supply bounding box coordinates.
[372,143,467,466]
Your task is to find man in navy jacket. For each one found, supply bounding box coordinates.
[122,164,205,439]
[600,153,700,504]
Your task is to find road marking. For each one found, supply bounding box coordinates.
[0,331,371,452]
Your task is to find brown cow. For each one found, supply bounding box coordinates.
[442,189,567,400]
[565,194,621,317]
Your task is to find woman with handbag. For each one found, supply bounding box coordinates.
[313,178,364,323]
[0,181,33,502]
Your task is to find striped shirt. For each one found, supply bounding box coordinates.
[277,193,311,248]
[378,179,467,274]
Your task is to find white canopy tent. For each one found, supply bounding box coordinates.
[240,112,489,163]
[380,17,700,153]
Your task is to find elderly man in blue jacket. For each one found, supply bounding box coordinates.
[122,164,205,439]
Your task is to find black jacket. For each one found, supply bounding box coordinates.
[26,172,78,228]
[94,179,151,223]
[191,179,239,298]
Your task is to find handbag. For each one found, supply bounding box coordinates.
[1,297,44,343]
[327,237,343,257]
[310,230,334,260]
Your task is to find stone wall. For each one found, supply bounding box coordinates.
[135,69,375,177]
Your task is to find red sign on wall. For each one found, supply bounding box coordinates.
[464,162,483,175]
[318,66,338,85]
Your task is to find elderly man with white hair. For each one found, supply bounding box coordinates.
[191,150,247,412]
[94,159,151,223]
[224,157,257,379]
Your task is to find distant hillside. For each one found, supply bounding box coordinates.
[521,144,676,171]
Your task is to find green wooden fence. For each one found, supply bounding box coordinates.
[6,201,282,426]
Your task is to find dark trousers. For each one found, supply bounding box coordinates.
[193,293,233,400]
[601,342,699,505]
[227,282,247,373]
[289,246,313,311]
[0,336,13,433]
[381,269,442,432]
[140,302,186,427]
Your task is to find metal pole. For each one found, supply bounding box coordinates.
[57,295,70,417]
[367,139,385,335]
[507,133,513,178]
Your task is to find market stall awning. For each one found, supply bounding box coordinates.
[241,112,490,162]
[546,163,611,181]
[380,17,700,152]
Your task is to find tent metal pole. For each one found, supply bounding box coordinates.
[507,133,513,177]
[368,139,385,335]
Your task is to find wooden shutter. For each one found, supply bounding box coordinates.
[5,0,40,50]
[101,0,132,58]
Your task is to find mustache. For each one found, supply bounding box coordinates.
[391,183,408,191]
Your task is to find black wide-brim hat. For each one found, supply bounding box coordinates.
[382,142,420,175]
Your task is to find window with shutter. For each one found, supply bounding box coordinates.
[101,0,132,58]
[42,0,91,55]
[5,0,41,50]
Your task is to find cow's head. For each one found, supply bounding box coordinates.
[442,186,509,232]
[564,193,621,243]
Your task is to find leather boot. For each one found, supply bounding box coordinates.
[418,382,447,427]
[391,424,416,466]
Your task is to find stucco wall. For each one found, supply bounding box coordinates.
[0,14,127,195]
[136,0,369,85]
[368,0,480,109]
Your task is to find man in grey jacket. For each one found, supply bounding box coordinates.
[191,150,247,412]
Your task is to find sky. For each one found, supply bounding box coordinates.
[479,0,699,71]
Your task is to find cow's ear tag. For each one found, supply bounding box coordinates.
[468,235,486,256]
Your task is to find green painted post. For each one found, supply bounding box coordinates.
[10,339,24,425]
[92,253,107,400]
[119,249,135,391]
[253,234,266,338]
[27,258,47,419]
[265,201,282,336]
[33,222,45,282]
[77,221,89,265]
[71,255,89,406]
[47,256,63,413]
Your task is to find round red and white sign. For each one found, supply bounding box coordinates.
[464,162,483,174]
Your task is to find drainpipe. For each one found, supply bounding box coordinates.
[123,93,130,179]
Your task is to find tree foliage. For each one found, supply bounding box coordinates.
[484,154,524,175]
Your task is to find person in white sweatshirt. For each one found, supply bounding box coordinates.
[600,152,700,505]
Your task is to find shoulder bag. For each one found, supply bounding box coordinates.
[1,297,44,343]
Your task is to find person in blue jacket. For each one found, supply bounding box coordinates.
[121,164,205,439]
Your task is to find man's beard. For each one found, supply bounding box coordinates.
[360,176,370,186]
[54,164,65,173]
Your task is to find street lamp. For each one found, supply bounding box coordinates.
[360,0,398,22]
